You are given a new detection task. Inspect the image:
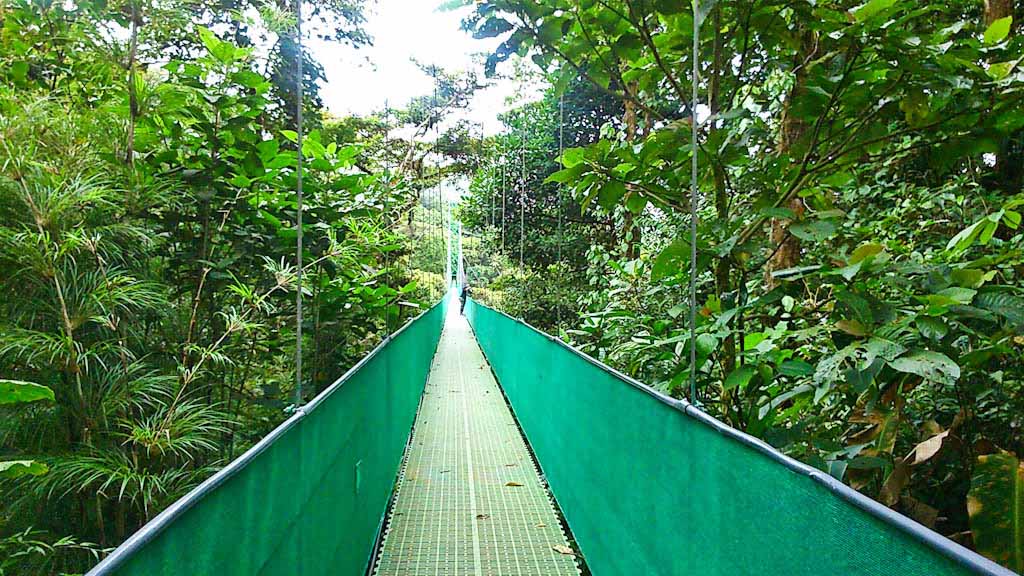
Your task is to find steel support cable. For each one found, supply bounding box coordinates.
[445,184,450,283]
[383,99,391,336]
[557,94,565,331]
[294,3,305,571]
[501,154,506,253]
[519,116,525,268]
[433,68,441,298]
[294,0,304,407]
[689,0,700,403]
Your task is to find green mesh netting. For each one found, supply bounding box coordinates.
[89,299,447,576]
[465,298,999,576]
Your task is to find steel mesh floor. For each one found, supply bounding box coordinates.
[374,307,578,576]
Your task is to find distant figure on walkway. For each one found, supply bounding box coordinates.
[460,282,471,315]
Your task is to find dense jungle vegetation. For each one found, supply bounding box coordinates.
[457,0,1024,571]
[0,1,481,572]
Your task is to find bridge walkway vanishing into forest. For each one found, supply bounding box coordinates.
[372,305,577,576]
[85,292,1015,576]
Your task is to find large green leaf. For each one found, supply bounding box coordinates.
[889,350,960,385]
[597,180,626,210]
[968,452,1023,572]
[0,380,54,405]
[0,460,48,479]
[788,219,837,241]
[778,359,815,377]
[975,291,1024,328]
[624,192,647,215]
[545,164,584,184]
[983,16,1013,45]
[850,0,898,22]
[723,364,756,391]
[197,26,242,64]
[651,238,690,282]
[848,242,884,265]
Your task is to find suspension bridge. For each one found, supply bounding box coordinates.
[84,264,1013,575]
[82,1,1015,573]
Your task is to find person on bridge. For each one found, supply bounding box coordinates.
[460,281,471,315]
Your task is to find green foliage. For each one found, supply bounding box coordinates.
[0,381,54,405]
[0,528,103,576]
[968,452,1023,573]
[0,460,48,480]
[464,0,1024,566]
[0,380,54,480]
[0,1,452,572]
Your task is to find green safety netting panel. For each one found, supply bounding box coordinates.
[88,298,447,576]
[464,299,1011,576]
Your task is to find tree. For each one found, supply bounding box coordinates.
[462,0,1024,567]
[0,2,445,571]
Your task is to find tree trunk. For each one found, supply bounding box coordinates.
[764,30,815,289]
[986,0,1021,195]
[622,80,641,260]
[125,0,139,165]
[984,0,1013,25]
[709,6,737,380]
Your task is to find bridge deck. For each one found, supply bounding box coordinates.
[373,306,577,576]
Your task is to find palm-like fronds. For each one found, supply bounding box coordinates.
[120,397,231,461]
[0,527,104,576]
[85,362,174,425]
[37,448,220,518]
[0,327,84,372]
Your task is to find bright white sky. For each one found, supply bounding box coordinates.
[308,0,534,136]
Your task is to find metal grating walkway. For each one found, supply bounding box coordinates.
[374,305,578,576]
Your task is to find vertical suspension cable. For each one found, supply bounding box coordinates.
[457,214,463,289]
[689,0,700,403]
[501,156,506,253]
[292,11,306,570]
[556,94,564,331]
[438,179,442,285]
[491,156,496,231]
[294,0,304,406]
[384,99,392,336]
[492,163,495,229]
[519,115,525,267]
[445,182,450,283]
[432,68,440,298]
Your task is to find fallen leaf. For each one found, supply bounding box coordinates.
[505,481,523,487]
[536,522,547,528]
[900,495,939,529]
[910,430,950,465]
[551,544,575,556]
[879,460,910,506]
